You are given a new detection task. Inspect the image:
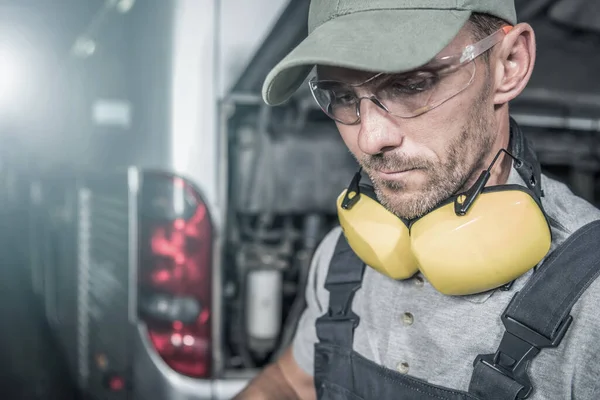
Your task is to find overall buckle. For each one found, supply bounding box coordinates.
[474,312,573,399]
[325,282,362,328]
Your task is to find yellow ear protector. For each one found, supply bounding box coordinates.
[337,122,552,296]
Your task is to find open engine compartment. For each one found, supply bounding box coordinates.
[221,97,358,372]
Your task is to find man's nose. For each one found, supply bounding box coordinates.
[357,99,404,155]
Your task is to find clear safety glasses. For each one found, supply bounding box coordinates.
[308,26,513,125]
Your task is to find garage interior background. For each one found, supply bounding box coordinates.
[0,0,598,398]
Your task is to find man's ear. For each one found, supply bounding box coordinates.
[492,23,536,105]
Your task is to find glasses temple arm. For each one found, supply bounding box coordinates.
[460,25,513,63]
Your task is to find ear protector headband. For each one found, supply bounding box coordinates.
[336,118,552,296]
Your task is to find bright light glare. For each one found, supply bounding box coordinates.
[0,42,23,109]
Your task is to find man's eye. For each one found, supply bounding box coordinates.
[333,92,356,104]
[390,77,437,94]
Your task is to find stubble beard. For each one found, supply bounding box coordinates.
[362,84,496,220]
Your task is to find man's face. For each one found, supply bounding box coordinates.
[318,26,499,220]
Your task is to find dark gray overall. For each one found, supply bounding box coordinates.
[314,120,600,399]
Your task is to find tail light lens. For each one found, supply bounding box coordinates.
[138,173,212,378]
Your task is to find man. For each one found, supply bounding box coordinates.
[235,0,600,399]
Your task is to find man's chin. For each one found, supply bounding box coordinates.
[374,188,423,220]
[374,185,455,221]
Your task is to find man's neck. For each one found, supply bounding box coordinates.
[483,113,512,186]
[460,111,512,193]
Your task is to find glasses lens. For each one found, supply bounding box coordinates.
[383,61,476,118]
[310,81,360,124]
[309,61,476,123]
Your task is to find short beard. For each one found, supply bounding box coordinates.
[361,82,496,220]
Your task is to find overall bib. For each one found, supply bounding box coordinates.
[314,217,600,399]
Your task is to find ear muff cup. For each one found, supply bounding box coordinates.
[411,189,551,295]
[337,189,419,280]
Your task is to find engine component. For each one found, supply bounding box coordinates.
[234,119,359,214]
[246,269,283,355]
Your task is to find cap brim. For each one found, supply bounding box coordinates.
[262,9,472,106]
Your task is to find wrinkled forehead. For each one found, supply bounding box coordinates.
[316,23,475,83]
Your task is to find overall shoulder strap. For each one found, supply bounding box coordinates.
[315,232,366,348]
[469,219,600,400]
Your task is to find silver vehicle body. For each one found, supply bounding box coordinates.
[26,1,290,399]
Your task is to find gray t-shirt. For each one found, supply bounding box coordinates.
[292,167,600,399]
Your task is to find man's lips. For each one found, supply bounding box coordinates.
[376,167,420,175]
[370,167,424,183]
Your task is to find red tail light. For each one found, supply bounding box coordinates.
[138,173,212,378]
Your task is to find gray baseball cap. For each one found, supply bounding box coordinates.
[262,0,517,106]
